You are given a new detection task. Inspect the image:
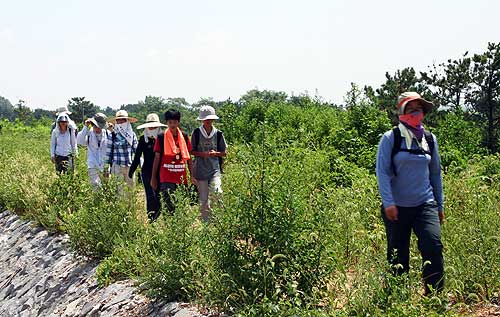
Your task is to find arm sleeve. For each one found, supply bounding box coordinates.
[376,132,395,208]
[132,133,138,153]
[71,130,78,155]
[50,130,56,157]
[429,134,444,211]
[104,133,113,165]
[219,133,227,152]
[76,126,89,147]
[129,137,143,175]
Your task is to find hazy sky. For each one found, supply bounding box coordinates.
[1,0,499,110]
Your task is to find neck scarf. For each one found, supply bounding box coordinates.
[163,128,190,162]
[399,111,424,140]
[199,125,217,139]
[398,123,429,152]
[144,128,161,143]
[114,122,134,145]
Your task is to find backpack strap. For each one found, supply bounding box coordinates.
[390,127,402,176]
[424,130,435,155]
[391,127,434,176]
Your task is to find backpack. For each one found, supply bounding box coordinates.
[191,128,224,173]
[391,127,435,176]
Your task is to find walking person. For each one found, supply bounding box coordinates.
[50,113,78,173]
[52,105,78,137]
[129,113,166,221]
[150,109,195,221]
[376,92,445,295]
[191,106,227,222]
[77,113,109,187]
[104,110,138,191]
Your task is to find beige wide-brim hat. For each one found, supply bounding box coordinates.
[108,110,138,123]
[55,105,72,116]
[136,113,167,129]
[397,92,433,114]
[196,105,219,121]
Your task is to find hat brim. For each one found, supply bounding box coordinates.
[420,99,433,113]
[56,111,72,116]
[196,114,220,121]
[136,122,167,129]
[89,118,108,130]
[108,116,138,124]
[400,97,434,114]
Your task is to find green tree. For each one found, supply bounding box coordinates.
[0,96,15,120]
[68,97,99,123]
[14,99,34,124]
[467,42,500,153]
[421,53,472,110]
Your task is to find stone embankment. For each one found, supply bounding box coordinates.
[0,211,212,317]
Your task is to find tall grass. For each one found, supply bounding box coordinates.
[0,112,499,316]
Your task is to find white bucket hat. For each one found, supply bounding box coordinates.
[108,110,138,123]
[136,113,167,129]
[55,105,72,116]
[397,92,433,114]
[196,106,219,121]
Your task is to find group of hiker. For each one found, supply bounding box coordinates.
[49,105,226,222]
[49,92,444,295]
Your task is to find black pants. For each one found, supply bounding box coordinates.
[55,155,73,173]
[147,182,178,222]
[140,173,160,221]
[381,201,444,294]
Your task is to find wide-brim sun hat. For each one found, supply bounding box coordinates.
[56,105,72,116]
[197,105,219,121]
[108,110,138,123]
[89,113,108,129]
[136,113,167,129]
[397,92,433,114]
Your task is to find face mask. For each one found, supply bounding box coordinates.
[399,111,423,128]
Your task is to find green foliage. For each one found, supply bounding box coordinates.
[1,87,500,316]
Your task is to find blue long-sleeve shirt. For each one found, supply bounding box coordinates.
[376,129,444,211]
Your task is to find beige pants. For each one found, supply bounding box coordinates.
[197,175,222,222]
[111,165,135,194]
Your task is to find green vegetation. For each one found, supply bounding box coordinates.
[0,42,499,316]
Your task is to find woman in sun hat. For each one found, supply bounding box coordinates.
[51,105,78,137]
[191,105,227,222]
[376,92,444,295]
[129,113,166,221]
[50,113,78,173]
[104,110,138,190]
[77,113,109,187]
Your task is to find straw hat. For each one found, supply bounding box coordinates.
[397,92,433,114]
[136,113,167,129]
[108,110,138,123]
[196,106,219,120]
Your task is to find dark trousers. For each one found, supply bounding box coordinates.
[149,182,178,221]
[381,201,444,294]
[55,155,74,173]
[140,173,160,221]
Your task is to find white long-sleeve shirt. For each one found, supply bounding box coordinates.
[77,125,108,171]
[51,128,78,157]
